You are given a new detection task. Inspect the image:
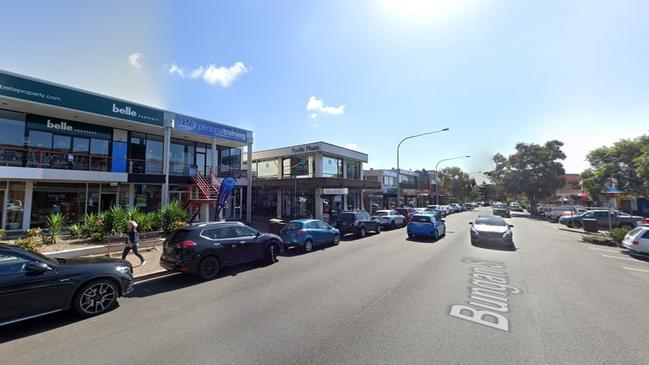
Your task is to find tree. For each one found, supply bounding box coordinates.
[487,140,567,213]
[581,135,649,202]
[439,166,476,202]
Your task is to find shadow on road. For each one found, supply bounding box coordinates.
[471,241,518,252]
[280,244,338,257]
[0,311,83,344]
[406,236,442,243]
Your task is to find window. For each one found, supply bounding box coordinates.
[28,130,52,148]
[53,135,71,151]
[219,147,242,175]
[0,110,25,147]
[282,156,314,178]
[306,221,319,229]
[383,176,395,187]
[0,252,30,274]
[145,135,164,174]
[234,226,257,237]
[316,221,330,229]
[170,139,195,176]
[643,231,649,239]
[346,161,361,179]
[256,159,279,179]
[90,138,109,155]
[73,137,90,153]
[322,156,342,178]
[594,211,609,218]
[212,226,237,239]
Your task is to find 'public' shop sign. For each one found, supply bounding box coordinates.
[0,71,164,126]
[175,114,248,143]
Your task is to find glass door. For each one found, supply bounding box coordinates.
[100,193,117,212]
[0,189,5,230]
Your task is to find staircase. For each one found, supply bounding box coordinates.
[181,168,222,223]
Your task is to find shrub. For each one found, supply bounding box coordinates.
[101,205,128,236]
[127,206,141,221]
[159,201,188,235]
[135,211,158,232]
[44,213,66,245]
[16,228,42,251]
[0,228,5,239]
[68,223,83,238]
[83,212,104,242]
[582,234,612,246]
[608,227,631,246]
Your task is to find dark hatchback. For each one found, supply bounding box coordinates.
[0,244,133,327]
[470,215,515,249]
[492,204,511,218]
[160,222,283,281]
[335,211,381,238]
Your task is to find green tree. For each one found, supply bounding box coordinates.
[439,166,476,202]
[487,140,567,213]
[581,135,649,202]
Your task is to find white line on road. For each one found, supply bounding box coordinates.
[589,247,622,253]
[601,254,642,262]
[623,266,649,273]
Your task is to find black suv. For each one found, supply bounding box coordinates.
[0,244,133,326]
[160,222,283,281]
[335,211,381,238]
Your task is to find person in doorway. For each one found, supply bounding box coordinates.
[122,220,145,265]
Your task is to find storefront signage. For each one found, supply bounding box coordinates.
[291,144,320,154]
[175,114,248,142]
[0,71,164,126]
[323,188,348,195]
[27,114,112,139]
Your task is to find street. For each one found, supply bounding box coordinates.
[2,208,649,365]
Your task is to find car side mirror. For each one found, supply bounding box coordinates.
[25,261,51,275]
[255,231,261,238]
[509,224,514,228]
[469,222,474,225]
[441,220,446,223]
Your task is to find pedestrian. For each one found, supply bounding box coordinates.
[122,220,145,266]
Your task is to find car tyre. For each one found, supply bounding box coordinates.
[391,220,396,229]
[73,279,119,318]
[332,234,340,245]
[304,239,314,253]
[358,226,367,238]
[265,242,279,264]
[197,256,221,281]
[376,224,381,234]
[567,221,574,228]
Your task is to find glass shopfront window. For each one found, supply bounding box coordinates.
[282,156,314,178]
[347,189,361,210]
[31,182,86,228]
[0,111,26,167]
[134,184,162,213]
[346,160,361,180]
[219,147,242,176]
[322,156,343,178]
[255,159,280,179]
[281,189,315,219]
[4,181,25,230]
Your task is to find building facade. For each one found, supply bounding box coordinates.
[245,142,380,223]
[0,70,253,231]
[363,168,423,211]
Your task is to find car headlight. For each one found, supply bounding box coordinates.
[116,265,132,275]
[471,227,478,235]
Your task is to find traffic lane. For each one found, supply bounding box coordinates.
[0,215,464,364]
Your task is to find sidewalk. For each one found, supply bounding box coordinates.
[112,246,167,280]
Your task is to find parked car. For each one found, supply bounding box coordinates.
[335,211,381,238]
[427,205,447,217]
[395,207,417,224]
[547,206,581,222]
[622,226,649,254]
[423,208,443,219]
[509,202,523,212]
[492,203,511,218]
[407,213,446,240]
[160,222,282,281]
[280,219,340,252]
[0,244,134,326]
[374,209,407,229]
[559,210,644,229]
[469,215,514,249]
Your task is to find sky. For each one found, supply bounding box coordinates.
[2,0,648,176]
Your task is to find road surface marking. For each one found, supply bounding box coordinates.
[623,266,649,273]
[601,254,640,262]
[589,247,621,253]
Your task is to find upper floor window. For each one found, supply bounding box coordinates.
[346,160,361,179]
[255,159,280,179]
[282,155,314,178]
[322,156,342,178]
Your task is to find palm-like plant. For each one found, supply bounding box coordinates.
[46,212,67,245]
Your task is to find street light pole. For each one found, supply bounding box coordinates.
[396,128,449,208]
[434,155,471,205]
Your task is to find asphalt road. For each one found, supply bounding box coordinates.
[3,208,649,364]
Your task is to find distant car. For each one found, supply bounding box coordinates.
[335,211,381,238]
[160,222,282,281]
[439,205,453,215]
[492,204,511,218]
[470,215,514,249]
[548,206,580,222]
[509,202,523,212]
[622,226,649,254]
[0,243,134,326]
[427,205,447,217]
[374,210,406,229]
[280,219,340,252]
[407,213,446,240]
[395,207,417,224]
[560,210,644,229]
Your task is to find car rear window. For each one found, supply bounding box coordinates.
[339,213,356,222]
[168,229,192,243]
[411,215,432,223]
[377,211,389,216]
[627,227,643,236]
[285,222,303,230]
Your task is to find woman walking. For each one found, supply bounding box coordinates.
[122,220,145,265]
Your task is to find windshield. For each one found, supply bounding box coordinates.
[377,212,389,216]
[475,217,508,226]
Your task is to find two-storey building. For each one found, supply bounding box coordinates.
[0,70,253,231]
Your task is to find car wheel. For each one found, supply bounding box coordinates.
[567,221,574,228]
[376,224,381,233]
[391,220,396,229]
[265,242,278,264]
[574,221,582,228]
[332,234,340,245]
[358,226,367,238]
[407,232,414,239]
[73,279,118,318]
[197,256,221,281]
[434,228,440,241]
[304,239,314,252]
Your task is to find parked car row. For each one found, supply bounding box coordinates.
[558,209,647,229]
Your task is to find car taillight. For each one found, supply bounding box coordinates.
[176,240,197,248]
[296,230,306,237]
[353,220,359,225]
[632,239,639,245]
[643,218,649,224]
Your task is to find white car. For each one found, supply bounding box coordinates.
[374,210,406,229]
[622,226,649,254]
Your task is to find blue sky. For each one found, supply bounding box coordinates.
[3,0,648,175]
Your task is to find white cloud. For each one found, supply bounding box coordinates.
[343,143,358,150]
[165,62,248,87]
[128,52,143,69]
[202,62,248,87]
[306,96,345,117]
[309,113,318,119]
[168,63,185,78]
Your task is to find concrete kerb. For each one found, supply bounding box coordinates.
[44,238,165,259]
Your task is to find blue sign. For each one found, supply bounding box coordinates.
[175,114,248,143]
